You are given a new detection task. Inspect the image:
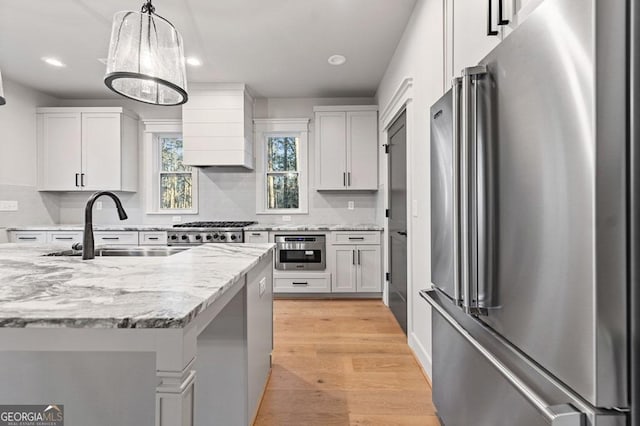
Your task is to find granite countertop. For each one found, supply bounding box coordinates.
[5,225,174,232]
[0,243,274,329]
[245,224,383,231]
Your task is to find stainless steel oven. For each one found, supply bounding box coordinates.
[274,235,326,271]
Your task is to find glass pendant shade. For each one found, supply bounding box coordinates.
[104,2,188,106]
[0,69,6,106]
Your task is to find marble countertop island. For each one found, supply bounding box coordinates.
[0,243,274,328]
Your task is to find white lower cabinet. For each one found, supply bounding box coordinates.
[93,232,139,246]
[10,231,47,243]
[332,245,381,293]
[48,231,83,244]
[245,231,269,243]
[139,231,167,245]
[273,274,331,293]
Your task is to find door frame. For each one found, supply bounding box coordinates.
[380,77,414,335]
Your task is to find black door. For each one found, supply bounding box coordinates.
[388,111,407,334]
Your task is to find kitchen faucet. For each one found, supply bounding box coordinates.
[82,191,128,260]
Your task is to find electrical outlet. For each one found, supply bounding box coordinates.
[259,278,266,297]
[282,215,292,222]
[348,201,355,210]
[96,201,103,210]
[172,216,182,223]
[0,201,18,211]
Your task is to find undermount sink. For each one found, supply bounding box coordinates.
[44,247,190,257]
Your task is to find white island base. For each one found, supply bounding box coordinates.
[0,254,273,426]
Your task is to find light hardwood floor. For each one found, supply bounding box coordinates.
[254,299,440,425]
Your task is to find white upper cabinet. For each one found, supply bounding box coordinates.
[37,107,138,192]
[182,83,254,169]
[314,106,378,191]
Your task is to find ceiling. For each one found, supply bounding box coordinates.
[0,0,417,99]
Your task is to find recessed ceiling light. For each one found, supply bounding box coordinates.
[42,57,66,67]
[328,54,347,66]
[186,57,202,67]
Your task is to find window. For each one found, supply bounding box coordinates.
[266,136,299,209]
[142,120,198,214]
[158,137,194,210]
[255,119,309,214]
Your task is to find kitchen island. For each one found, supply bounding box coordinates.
[0,243,274,426]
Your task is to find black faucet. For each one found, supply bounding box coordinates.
[83,191,128,260]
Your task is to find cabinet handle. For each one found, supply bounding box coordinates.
[75,173,80,187]
[147,237,159,240]
[81,173,85,187]
[18,237,37,240]
[343,172,347,187]
[101,237,120,240]
[292,282,308,286]
[358,249,361,265]
[54,237,73,240]
[487,0,499,36]
[251,233,262,236]
[348,172,351,186]
[498,0,509,25]
[348,237,365,241]
[352,249,356,265]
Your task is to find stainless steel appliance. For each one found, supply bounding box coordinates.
[424,0,636,425]
[167,221,256,246]
[274,235,326,271]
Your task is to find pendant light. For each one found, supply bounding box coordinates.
[104,0,188,106]
[0,69,6,106]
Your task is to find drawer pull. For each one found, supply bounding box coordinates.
[101,237,120,240]
[292,282,309,286]
[18,237,37,240]
[147,237,159,240]
[348,237,365,240]
[251,233,262,236]
[54,237,74,240]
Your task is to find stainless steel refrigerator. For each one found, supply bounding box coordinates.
[423,0,639,425]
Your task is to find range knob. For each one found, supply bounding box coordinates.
[170,235,178,240]
[230,235,237,241]
[213,233,219,240]
[195,235,202,241]
[181,235,189,241]
[205,234,213,241]
[219,235,227,241]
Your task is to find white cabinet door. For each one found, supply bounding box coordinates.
[39,113,82,190]
[333,246,357,292]
[82,113,121,191]
[48,231,83,244]
[245,231,269,243]
[347,111,378,190]
[10,231,47,243]
[356,245,382,292]
[452,0,502,77]
[315,112,347,190]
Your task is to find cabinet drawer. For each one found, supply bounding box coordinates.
[139,232,167,245]
[245,231,269,243]
[47,231,83,244]
[332,231,380,245]
[274,274,331,293]
[11,232,47,243]
[93,231,139,245]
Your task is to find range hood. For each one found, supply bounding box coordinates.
[182,83,254,169]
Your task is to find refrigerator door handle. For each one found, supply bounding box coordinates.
[452,77,462,304]
[422,289,586,426]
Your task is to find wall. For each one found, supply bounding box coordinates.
[376,0,445,379]
[0,78,60,227]
[54,97,380,226]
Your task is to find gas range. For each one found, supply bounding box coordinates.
[168,221,257,245]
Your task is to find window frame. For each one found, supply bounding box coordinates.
[142,120,199,215]
[254,119,310,215]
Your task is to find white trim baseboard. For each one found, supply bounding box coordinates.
[409,331,433,382]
